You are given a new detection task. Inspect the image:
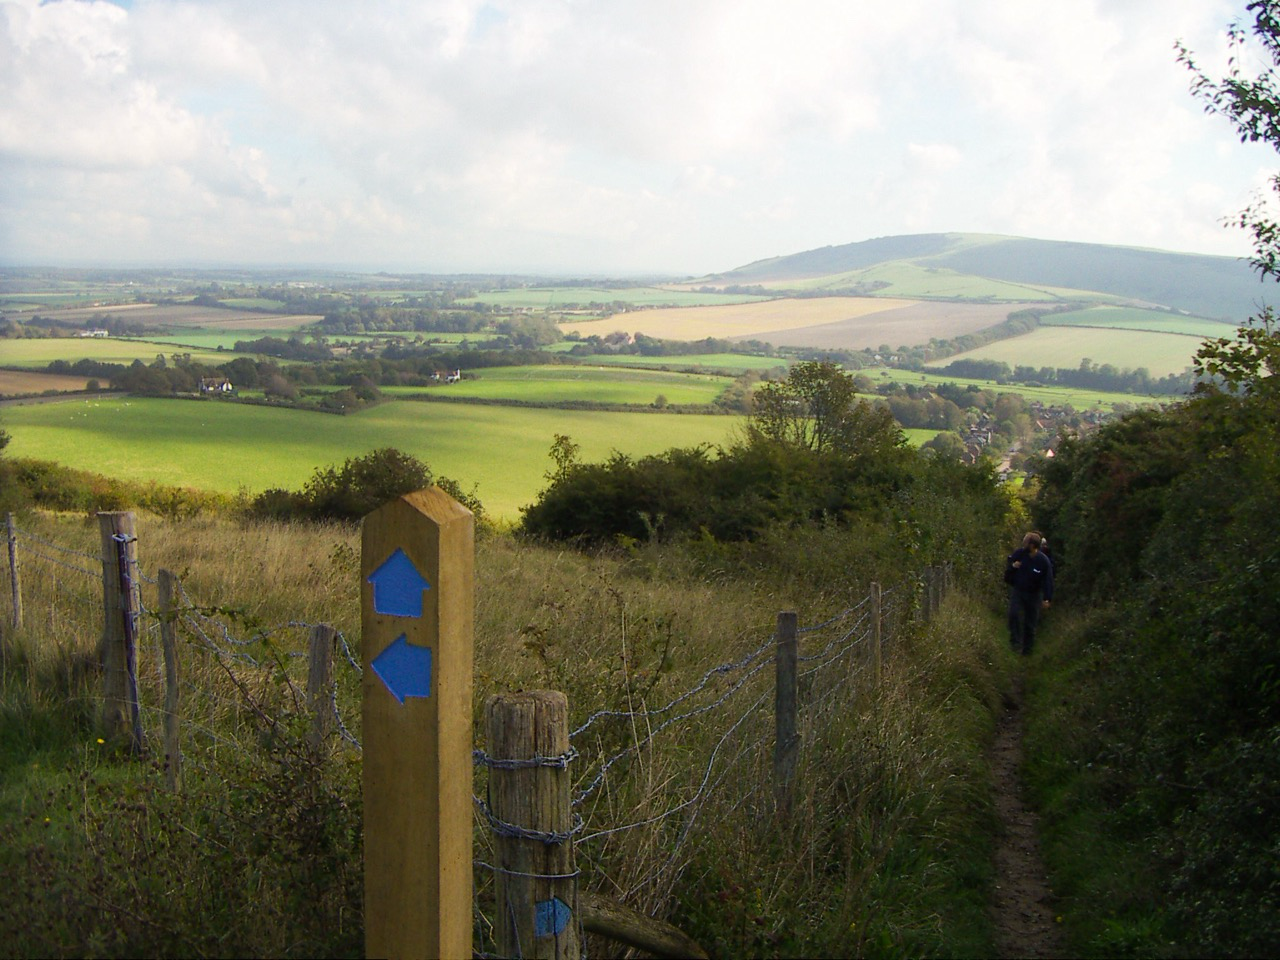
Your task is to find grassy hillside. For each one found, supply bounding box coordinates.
[712,233,1263,322]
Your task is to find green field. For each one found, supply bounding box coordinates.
[772,263,1083,301]
[219,298,287,310]
[562,352,789,373]
[861,366,1161,410]
[929,326,1204,378]
[456,286,769,309]
[2,397,745,518]
[1040,305,1236,336]
[408,365,730,405]
[0,337,245,368]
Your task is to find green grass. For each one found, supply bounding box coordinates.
[562,352,788,373]
[456,286,770,309]
[864,366,1160,410]
[773,263,1076,301]
[3,397,745,518]
[0,338,248,368]
[403,364,732,405]
[1042,306,1236,336]
[123,331,323,350]
[928,326,1204,378]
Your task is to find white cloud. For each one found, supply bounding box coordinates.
[0,0,1272,271]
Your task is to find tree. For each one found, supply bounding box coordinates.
[748,361,904,457]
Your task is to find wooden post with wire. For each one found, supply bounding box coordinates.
[307,623,337,753]
[98,512,142,752]
[158,569,182,791]
[774,611,799,814]
[486,689,580,960]
[362,488,474,960]
[871,582,883,685]
[5,513,20,633]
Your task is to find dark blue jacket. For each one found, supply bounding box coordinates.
[1007,548,1054,600]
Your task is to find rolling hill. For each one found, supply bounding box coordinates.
[709,233,1269,322]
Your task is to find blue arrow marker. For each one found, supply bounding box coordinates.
[371,635,432,703]
[367,548,431,618]
[534,897,572,938]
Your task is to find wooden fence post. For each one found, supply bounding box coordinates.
[486,690,579,960]
[6,513,20,633]
[158,569,181,791]
[871,582,883,685]
[774,611,799,814]
[307,623,337,753]
[98,512,142,752]
[362,488,474,960]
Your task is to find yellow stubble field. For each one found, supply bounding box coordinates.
[557,296,918,342]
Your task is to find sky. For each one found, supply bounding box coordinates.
[1,0,1277,276]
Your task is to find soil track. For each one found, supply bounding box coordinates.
[990,675,1067,959]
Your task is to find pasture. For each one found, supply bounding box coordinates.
[1040,305,1237,336]
[392,365,731,406]
[2,397,746,518]
[0,338,241,369]
[930,326,1205,378]
[566,352,788,373]
[26,303,320,330]
[766,263,1079,301]
[457,286,769,309]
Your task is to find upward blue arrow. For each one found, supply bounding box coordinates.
[371,635,432,703]
[367,548,431,618]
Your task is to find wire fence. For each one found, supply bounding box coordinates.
[2,512,944,958]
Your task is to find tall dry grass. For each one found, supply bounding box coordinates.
[1,507,1012,958]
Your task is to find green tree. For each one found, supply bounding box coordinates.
[749,361,903,457]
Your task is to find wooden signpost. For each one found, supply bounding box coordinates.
[362,488,475,960]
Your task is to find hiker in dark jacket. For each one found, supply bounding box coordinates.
[1006,532,1053,655]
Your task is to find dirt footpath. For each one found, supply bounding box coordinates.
[989,677,1067,959]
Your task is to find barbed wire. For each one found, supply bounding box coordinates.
[12,525,102,565]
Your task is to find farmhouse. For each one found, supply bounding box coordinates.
[200,377,233,394]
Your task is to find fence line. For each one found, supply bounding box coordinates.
[2,512,953,958]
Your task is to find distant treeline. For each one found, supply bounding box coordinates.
[938,357,1195,395]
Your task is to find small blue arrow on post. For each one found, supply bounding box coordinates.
[367,548,431,618]
[371,635,433,703]
[534,897,573,938]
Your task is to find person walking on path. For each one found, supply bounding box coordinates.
[1006,532,1053,655]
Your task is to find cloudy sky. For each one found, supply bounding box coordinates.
[1,0,1276,275]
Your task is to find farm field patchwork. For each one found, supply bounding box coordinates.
[742,299,1043,351]
[0,338,243,369]
[1040,305,1237,336]
[929,326,1206,378]
[557,296,916,344]
[861,366,1164,410]
[387,365,731,406]
[28,303,321,330]
[767,263,1077,301]
[2,397,746,519]
[561,353,788,373]
[457,286,769,309]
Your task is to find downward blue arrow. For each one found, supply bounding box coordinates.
[371,635,432,703]
[367,548,431,618]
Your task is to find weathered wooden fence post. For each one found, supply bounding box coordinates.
[774,611,799,814]
[486,690,580,960]
[306,623,337,753]
[98,512,142,751]
[871,581,883,685]
[362,488,474,960]
[5,513,20,632]
[158,569,182,791]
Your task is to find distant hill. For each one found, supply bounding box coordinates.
[713,233,1271,322]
